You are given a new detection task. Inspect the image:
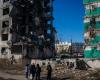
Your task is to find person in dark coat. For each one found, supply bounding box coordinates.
[69,62,74,69]
[47,63,52,80]
[36,64,41,80]
[76,58,80,69]
[30,63,36,80]
[25,64,30,80]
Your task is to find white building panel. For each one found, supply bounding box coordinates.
[85,2,100,10]
[85,46,92,50]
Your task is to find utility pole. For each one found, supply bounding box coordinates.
[70,38,73,58]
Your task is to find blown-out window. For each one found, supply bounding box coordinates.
[11,45,22,54]
[2,20,9,28]
[1,34,8,41]
[3,7,9,15]
[3,0,9,3]
[1,47,6,54]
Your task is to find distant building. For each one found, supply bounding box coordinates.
[55,41,84,58]
[55,41,71,54]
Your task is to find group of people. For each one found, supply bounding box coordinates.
[66,59,90,70]
[25,63,52,80]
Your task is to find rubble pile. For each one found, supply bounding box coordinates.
[53,64,69,79]
[0,59,100,80]
[71,69,100,80]
[52,65,100,80]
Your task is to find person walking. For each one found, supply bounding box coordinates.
[30,63,36,80]
[10,55,16,64]
[35,64,41,80]
[47,63,52,80]
[25,64,30,80]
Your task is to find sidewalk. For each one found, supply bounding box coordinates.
[0,71,47,80]
[0,71,25,80]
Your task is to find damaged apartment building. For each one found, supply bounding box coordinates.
[0,0,56,59]
[84,0,100,58]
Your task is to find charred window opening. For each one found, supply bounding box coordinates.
[29,15,33,22]
[18,27,25,36]
[1,34,8,41]
[11,45,22,54]
[2,20,9,28]
[90,16,96,27]
[3,0,9,3]
[1,47,6,54]
[3,7,9,15]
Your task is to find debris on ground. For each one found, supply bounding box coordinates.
[0,59,100,80]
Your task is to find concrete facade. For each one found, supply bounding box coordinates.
[0,0,22,59]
